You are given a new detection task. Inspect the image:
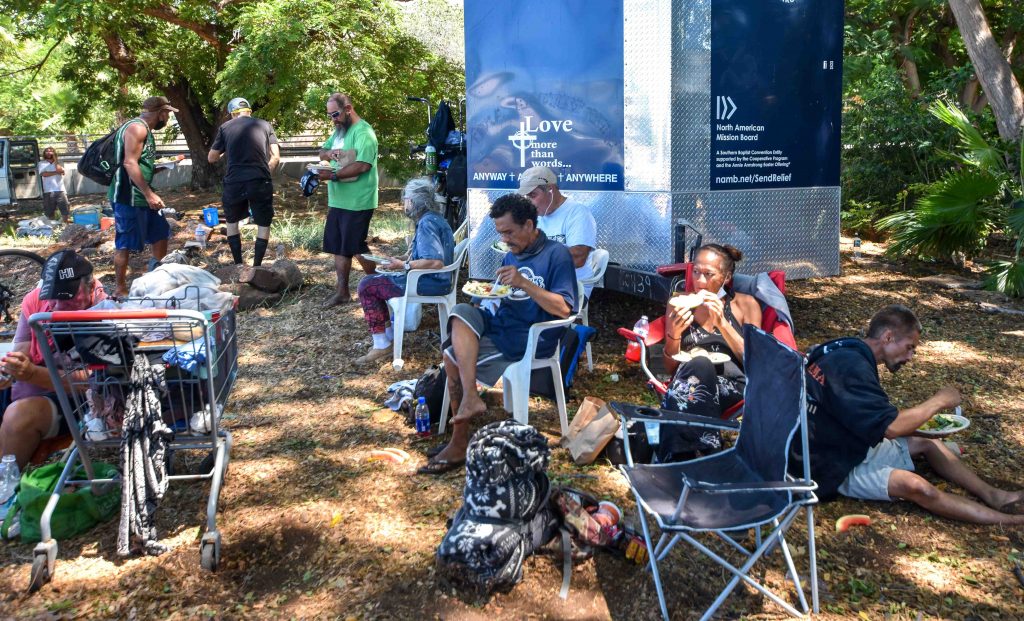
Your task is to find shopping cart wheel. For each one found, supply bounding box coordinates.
[200,531,221,572]
[28,553,50,592]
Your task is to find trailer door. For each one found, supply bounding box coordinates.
[0,139,12,207]
[9,139,41,200]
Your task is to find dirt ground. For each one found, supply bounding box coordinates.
[1,189,1023,620]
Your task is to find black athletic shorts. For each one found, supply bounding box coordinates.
[222,178,274,227]
[322,208,373,257]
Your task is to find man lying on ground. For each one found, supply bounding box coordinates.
[790,304,1024,524]
[420,193,577,475]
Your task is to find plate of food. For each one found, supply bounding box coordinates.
[375,266,404,275]
[154,155,185,169]
[491,240,510,254]
[307,160,336,172]
[916,411,970,438]
[361,254,391,264]
[462,281,512,298]
[671,348,731,365]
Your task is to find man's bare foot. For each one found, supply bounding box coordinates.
[992,490,1024,514]
[451,393,487,424]
[323,292,352,308]
[430,441,468,465]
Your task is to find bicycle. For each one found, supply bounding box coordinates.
[407,96,467,232]
[0,249,45,341]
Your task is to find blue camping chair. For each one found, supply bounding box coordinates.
[611,325,818,621]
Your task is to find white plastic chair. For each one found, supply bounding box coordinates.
[577,249,609,371]
[388,238,469,371]
[438,314,577,436]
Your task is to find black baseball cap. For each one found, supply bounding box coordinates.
[40,250,94,300]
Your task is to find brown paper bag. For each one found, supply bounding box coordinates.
[562,397,620,465]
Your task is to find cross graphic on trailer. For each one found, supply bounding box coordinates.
[508,122,538,167]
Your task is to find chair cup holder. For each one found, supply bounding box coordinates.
[637,406,662,418]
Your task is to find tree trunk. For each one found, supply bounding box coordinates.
[948,0,1024,141]
[898,9,922,97]
[162,79,220,189]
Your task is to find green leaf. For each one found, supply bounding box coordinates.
[929,99,1003,173]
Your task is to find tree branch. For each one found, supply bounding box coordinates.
[142,4,224,51]
[0,40,61,80]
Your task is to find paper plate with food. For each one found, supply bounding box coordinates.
[307,160,337,172]
[917,410,970,438]
[360,254,391,264]
[462,281,512,298]
[671,348,731,365]
[154,155,185,169]
[491,240,510,254]
[375,266,404,275]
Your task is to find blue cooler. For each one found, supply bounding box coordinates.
[71,206,101,229]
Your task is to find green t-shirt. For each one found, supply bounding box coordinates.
[321,120,378,211]
[107,118,156,207]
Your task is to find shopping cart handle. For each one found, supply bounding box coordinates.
[49,309,171,322]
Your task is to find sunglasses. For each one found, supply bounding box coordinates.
[329,108,348,119]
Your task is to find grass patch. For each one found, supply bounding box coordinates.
[267,209,411,254]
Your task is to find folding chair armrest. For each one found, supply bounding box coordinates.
[609,402,740,431]
[523,315,577,359]
[680,474,818,494]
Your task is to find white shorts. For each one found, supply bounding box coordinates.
[838,437,914,501]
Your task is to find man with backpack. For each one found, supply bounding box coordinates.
[207,97,281,266]
[108,96,177,298]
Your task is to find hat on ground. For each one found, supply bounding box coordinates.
[227,97,251,114]
[300,170,320,197]
[142,96,179,113]
[40,250,93,301]
[517,166,557,195]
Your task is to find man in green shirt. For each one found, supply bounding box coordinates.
[108,96,176,298]
[317,93,379,307]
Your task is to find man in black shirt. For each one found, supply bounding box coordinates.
[208,97,280,266]
[793,304,1024,524]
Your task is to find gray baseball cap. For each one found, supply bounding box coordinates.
[517,166,557,195]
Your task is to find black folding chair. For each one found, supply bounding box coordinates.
[612,325,818,621]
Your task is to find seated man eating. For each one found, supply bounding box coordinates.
[0,250,106,468]
[790,304,1024,524]
[420,193,577,475]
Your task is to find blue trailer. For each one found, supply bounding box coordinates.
[463,0,844,301]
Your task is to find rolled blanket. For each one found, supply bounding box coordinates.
[465,421,550,489]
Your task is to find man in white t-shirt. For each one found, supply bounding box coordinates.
[37,147,70,223]
[517,166,598,298]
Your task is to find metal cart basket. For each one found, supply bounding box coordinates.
[25,305,236,591]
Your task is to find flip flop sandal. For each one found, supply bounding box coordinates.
[416,458,465,476]
[998,499,1024,515]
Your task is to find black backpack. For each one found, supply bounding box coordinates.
[409,364,447,427]
[445,153,468,197]
[78,128,120,186]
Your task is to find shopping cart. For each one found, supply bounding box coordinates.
[25,301,237,591]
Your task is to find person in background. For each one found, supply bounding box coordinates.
[109,96,176,298]
[208,96,281,267]
[37,148,70,223]
[0,251,106,468]
[317,93,379,307]
[517,166,598,299]
[354,178,455,365]
[659,244,761,462]
[791,304,1024,524]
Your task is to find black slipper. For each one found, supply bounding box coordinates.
[426,444,448,458]
[416,458,465,476]
[999,499,1024,515]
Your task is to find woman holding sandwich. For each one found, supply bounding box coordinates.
[658,243,761,461]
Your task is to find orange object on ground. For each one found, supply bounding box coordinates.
[835,514,872,532]
[100,216,115,231]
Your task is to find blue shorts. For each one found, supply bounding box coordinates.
[113,202,170,252]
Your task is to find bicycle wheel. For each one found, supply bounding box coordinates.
[0,249,45,339]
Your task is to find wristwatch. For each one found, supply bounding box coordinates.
[404,261,412,271]
[330,171,338,182]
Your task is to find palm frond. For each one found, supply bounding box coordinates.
[929,99,1003,172]
[984,259,1024,298]
[878,168,1001,259]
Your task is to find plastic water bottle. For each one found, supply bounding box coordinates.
[853,234,862,261]
[414,396,431,437]
[0,455,19,505]
[625,315,650,363]
[424,145,438,175]
[194,223,208,249]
